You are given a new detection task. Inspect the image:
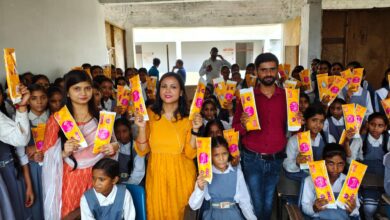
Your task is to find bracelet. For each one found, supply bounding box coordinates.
[135,139,148,144]
[191,129,201,136]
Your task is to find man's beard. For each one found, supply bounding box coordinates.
[259,76,276,86]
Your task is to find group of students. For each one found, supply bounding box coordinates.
[282,60,390,220]
[1,53,390,220]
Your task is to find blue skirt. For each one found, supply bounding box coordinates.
[0,174,15,220]
[0,161,32,220]
[28,161,44,220]
[202,204,243,220]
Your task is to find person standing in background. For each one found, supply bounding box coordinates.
[148,58,161,81]
[172,59,186,84]
[199,47,231,84]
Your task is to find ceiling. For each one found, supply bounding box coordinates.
[100,0,390,28]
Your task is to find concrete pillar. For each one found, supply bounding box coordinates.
[125,24,135,68]
[299,0,322,68]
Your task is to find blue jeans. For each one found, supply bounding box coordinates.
[241,150,283,220]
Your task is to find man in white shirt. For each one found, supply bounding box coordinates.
[199,47,231,84]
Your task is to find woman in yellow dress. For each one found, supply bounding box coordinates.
[134,72,203,219]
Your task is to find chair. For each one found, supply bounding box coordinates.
[124,183,147,220]
[284,178,306,220]
[276,170,301,219]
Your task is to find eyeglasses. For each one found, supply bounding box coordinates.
[259,67,278,73]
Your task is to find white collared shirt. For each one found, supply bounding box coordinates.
[0,111,31,165]
[141,81,148,102]
[80,185,135,220]
[323,116,344,135]
[301,174,360,217]
[283,133,336,173]
[120,142,146,185]
[103,99,113,111]
[188,164,257,220]
[28,110,49,126]
[374,87,389,112]
[368,133,383,147]
[199,58,231,84]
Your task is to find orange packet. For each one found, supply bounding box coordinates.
[4,48,22,104]
[388,74,390,87]
[299,69,312,92]
[32,124,46,151]
[381,98,390,120]
[339,129,347,145]
[146,76,157,100]
[327,76,348,106]
[336,160,367,208]
[297,131,313,169]
[85,68,92,79]
[223,129,240,158]
[286,88,301,131]
[342,104,357,133]
[196,137,213,183]
[355,104,367,131]
[220,80,237,109]
[278,64,289,80]
[284,80,298,89]
[328,76,336,87]
[189,78,206,120]
[245,74,257,88]
[54,106,88,148]
[308,160,337,208]
[317,73,329,101]
[341,69,354,84]
[129,75,149,121]
[127,97,135,118]
[93,111,116,154]
[117,85,131,107]
[103,65,111,79]
[240,87,261,131]
[349,68,364,92]
[213,77,226,105]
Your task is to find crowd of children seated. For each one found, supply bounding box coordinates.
[1,52,390,220]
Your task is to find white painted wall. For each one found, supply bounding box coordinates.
[299,0,322,68]
[132,25,282,85]
[0,0,108,82]
[135,42,177,75]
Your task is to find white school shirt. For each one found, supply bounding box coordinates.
[0,111,30,165]
[120,142,146,185]
[141,81,148,102]
[323,116,344,135]
[80,185,136,220]
[28,110,49,126]
[347,137,363,163]
[301,174,360,218]
[199,58,231,84]
[103,99,113,111]
[374,87,389,112]
[283,133,336,173]
[188,164,257,220]
[338,87,373,117]
[350,134,390,163]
